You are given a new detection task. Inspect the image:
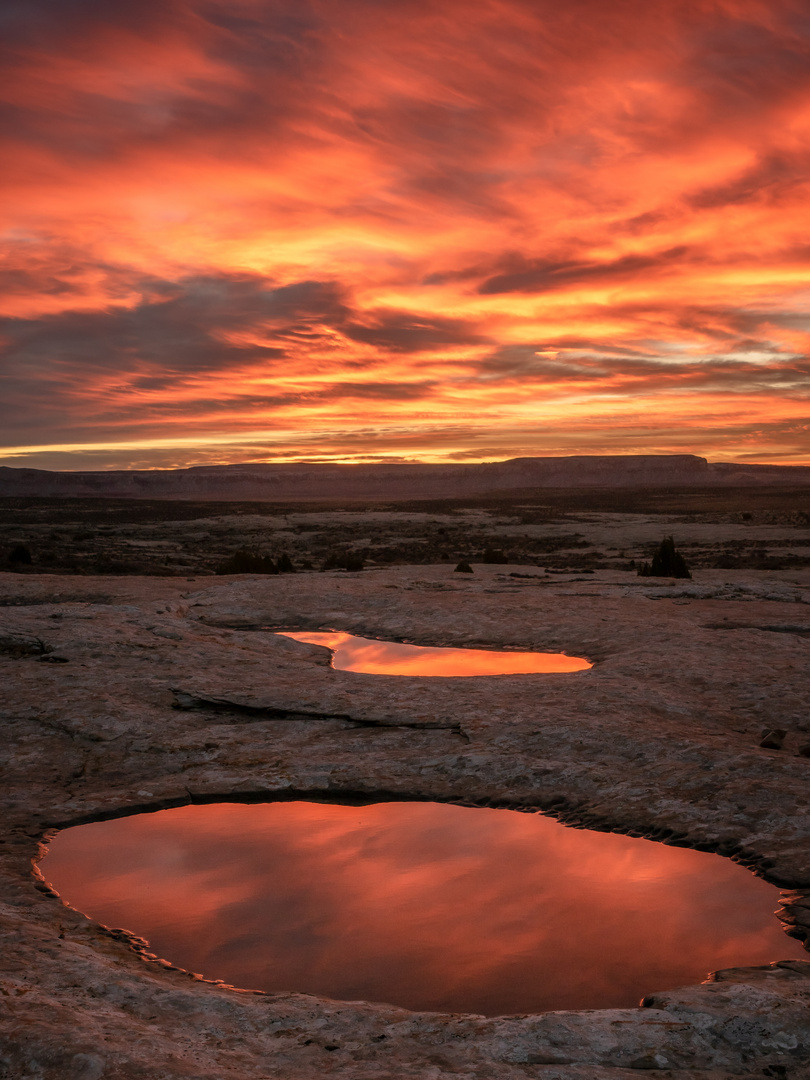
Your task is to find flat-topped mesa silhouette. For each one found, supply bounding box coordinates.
[2,455,810,500]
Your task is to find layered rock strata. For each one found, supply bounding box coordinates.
[3,454,810,500]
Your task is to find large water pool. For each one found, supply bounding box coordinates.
[39,800,802,1016]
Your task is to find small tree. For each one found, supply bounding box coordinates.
[454,560,473,573]
[638,537,691,579]
[482,547,508,564]
[322,551,364,572]
[277,552,296,574]
[216,550,278,575]
[8,544,32,566]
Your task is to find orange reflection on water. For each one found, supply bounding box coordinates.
[278,631,591,675]
[40,801,804,1016]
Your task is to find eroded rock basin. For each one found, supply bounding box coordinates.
[278,631,592,675]
[3,563,810,1078]
[42,800,803,1016]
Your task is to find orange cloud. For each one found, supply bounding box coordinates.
[2,0,810,466]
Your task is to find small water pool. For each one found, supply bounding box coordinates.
[278,631,592,675]
[40,801,802,1016]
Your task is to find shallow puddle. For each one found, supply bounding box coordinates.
[278,631,591,675]
[40,801,802,1016]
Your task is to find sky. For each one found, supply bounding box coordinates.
[2,0,810,470]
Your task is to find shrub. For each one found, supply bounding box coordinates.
[637,537,691,579]
[482,547,508,564]
[277,552,296,574]
[215,549,278,575]
[322,551,364,572]
[454,560,473,573]
[8,544,32,566]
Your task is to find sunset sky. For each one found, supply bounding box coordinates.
[3,0,810,469]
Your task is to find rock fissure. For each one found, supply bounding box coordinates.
[170,688,472,739]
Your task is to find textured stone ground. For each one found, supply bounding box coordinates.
[2,563,810,1078]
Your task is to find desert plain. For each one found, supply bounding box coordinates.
[2,484,810,1079]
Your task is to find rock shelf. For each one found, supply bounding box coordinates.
[2,563,810,1078]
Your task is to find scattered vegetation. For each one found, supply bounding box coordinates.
[322,551,364,572]
[8,544,32,566]
[454,561,473,573]
[2,491,809,577]
[637,537,691,579]
[482,547,508,564]
[215,550,279,575]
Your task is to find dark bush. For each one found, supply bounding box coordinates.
[713,554,740,569]
[277,552,296,574]
[454,560,473,573]
[216,549,278,575]
[482,547,508,564]
[8,544,32,565]
[637,537,691,579]
[93,559,150,575]
[322,551,364,572]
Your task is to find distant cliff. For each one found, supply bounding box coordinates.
[1,455,809,500]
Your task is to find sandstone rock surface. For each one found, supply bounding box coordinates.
[2,563,810,1078]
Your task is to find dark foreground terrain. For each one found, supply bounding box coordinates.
[2,485,810,1078]
[2,485,810,579]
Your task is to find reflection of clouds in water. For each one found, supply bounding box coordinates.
[41,802,802,1015]
[279,631,591,675]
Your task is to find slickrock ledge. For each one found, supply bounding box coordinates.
[2,564,810,1079]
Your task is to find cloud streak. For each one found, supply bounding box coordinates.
[2,0,810,466]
